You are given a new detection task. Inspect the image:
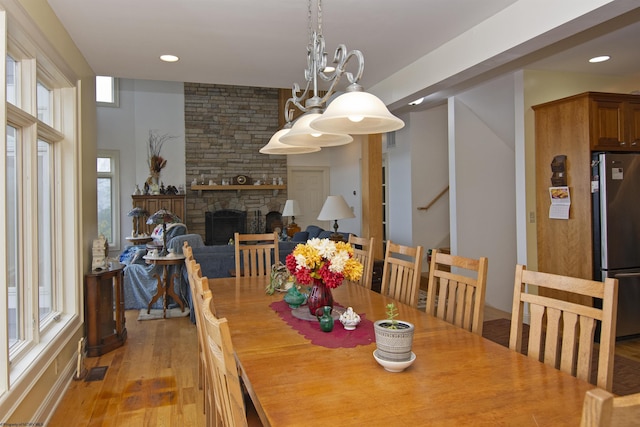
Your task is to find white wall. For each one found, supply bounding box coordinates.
[450,74,518,313]
[410,105,450,261]
[97,79,185,246]
[385,114,414,246]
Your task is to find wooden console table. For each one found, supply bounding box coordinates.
[84,266,127,357]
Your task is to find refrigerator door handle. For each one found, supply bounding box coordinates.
[613,272,640,278]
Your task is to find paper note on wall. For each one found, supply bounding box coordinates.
[549,186,570,220]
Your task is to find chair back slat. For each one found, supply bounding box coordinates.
[380,241,423,307]
[348,235,374,289]
[234,232,279,283]
[426,250,488,335]
[510,264,618,391]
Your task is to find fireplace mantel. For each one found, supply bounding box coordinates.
[191,184,286,196]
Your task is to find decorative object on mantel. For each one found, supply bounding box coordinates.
[146,130,178,190]
[146,208,181,256]
[285,238,363,315]
[261,0,404,155]
[282,199,301,238]
[317,195,355,242]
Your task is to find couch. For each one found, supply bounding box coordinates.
[291,225,351,242]
[192,241,298,280]
[122,224,204,310]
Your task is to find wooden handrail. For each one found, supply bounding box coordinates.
[417,186,449,211]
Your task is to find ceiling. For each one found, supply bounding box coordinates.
[46,0,640,113]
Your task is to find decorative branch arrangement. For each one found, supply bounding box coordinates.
[147,130,177,182]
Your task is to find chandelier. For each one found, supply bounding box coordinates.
[260,0,404,155]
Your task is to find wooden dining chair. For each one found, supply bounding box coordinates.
[185,260,220,424]
[426,249,488,335]
[234,232,279,283]
[183,240,194,261]
[581,388,640,427]
[509,264,619,391]
[380,241,424,307]
[201,293,262,427]
[348,235,375,289]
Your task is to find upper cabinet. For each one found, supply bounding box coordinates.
[132,194,186,235]
[590,93,640,151]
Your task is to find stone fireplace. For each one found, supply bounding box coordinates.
[183,82,289,240]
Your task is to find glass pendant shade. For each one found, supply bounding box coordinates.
[310,90,405,135]
[260,129,321,154]
[280,113,353,147]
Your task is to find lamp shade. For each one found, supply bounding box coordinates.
[127,207,149,217]
[310,90,405,135]
[280,113,353,147]
[260,129,321,155]
[282,199,301,217]
[317,195,355,221]
[146,208,181,225]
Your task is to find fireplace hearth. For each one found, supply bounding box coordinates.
[205,209,247,245]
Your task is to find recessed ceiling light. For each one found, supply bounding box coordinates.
[160,54,179,63]
[408,97,424,106]
[589,55,610,63]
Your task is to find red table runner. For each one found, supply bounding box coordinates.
[270,300,375,348]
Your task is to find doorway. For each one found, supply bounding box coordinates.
[287,166,330,230]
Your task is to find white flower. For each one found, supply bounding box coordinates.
[328,250,349,273]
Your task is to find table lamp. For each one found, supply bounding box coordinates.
[282,199,301,238]
[146,208,181,256]
[127,207,149,237]
[317,195,355,242]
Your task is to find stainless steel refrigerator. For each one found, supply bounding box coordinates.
[592,152,640,339]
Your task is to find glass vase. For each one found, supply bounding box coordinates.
[307,278,333,316]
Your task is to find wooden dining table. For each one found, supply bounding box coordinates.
[208,277,594,426]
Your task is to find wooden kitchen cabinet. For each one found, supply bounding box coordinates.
[132,194,185,235]
[590,93,640,151]
[533,91,640,304]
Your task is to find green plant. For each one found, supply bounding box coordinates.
[385,303,399,329]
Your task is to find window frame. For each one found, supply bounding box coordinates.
[97,149,121,251]
[1,7,82,404]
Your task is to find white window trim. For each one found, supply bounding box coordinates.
[0,5,83,417]
[97,149,121,251]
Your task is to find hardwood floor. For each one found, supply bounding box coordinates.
[49,304,640,426]
[49,310,204,427]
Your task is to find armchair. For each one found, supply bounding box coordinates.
[123,226,204,310]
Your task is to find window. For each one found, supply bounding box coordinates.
[38,139,54,323]
[96,75,119,106]
[97,151,120,250]
[37,82,52,125]
[2,8,78,390]
[6,126,20,348]
[7,55,17,105]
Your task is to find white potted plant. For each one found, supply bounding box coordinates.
[373,303,415,362]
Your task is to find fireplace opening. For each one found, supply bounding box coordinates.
[265,211,283,234]
[205,209,247,245]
